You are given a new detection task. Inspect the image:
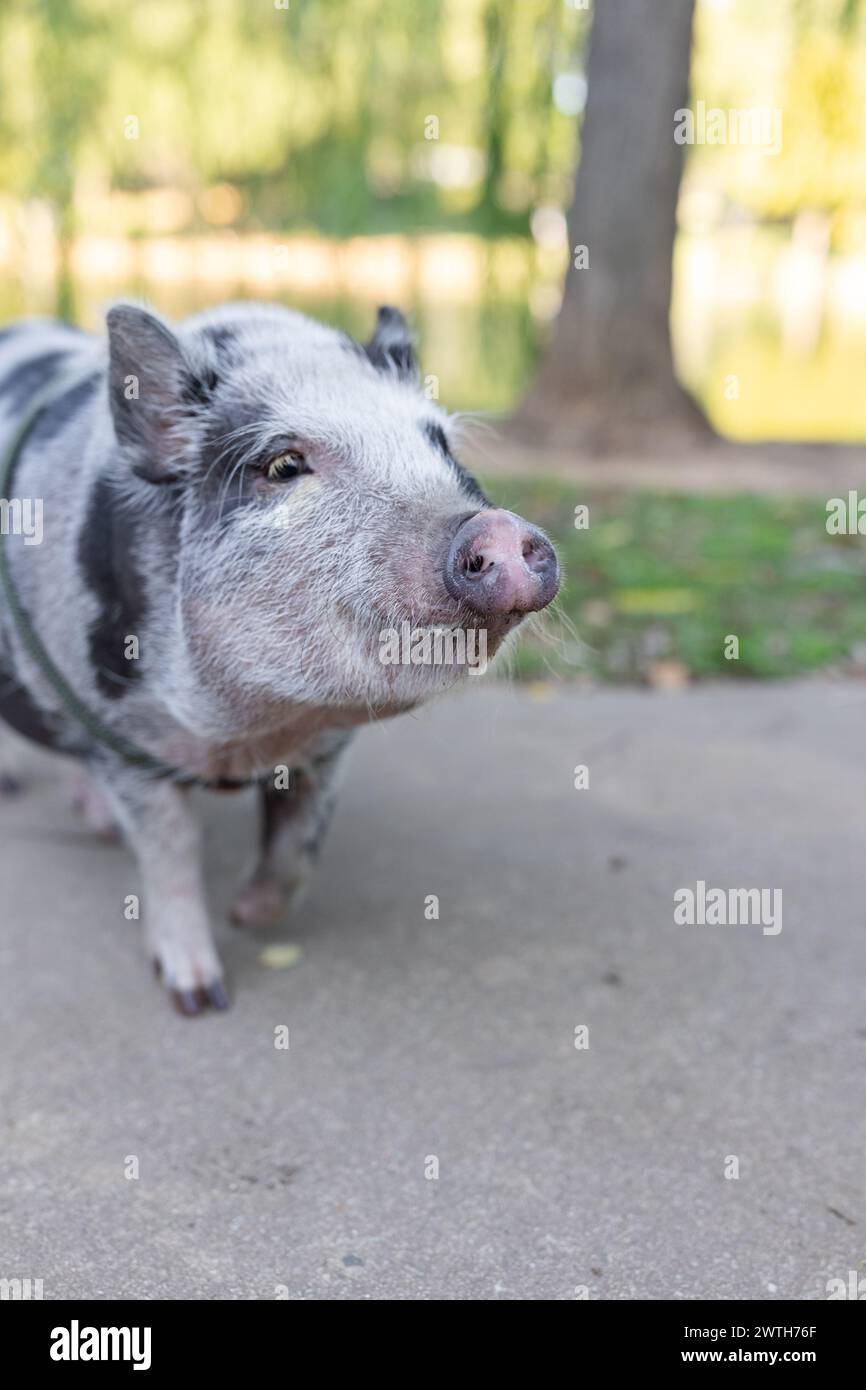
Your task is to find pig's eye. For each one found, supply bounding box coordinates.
[266,450,310,482]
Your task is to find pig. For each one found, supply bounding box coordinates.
[0,303,559,1013]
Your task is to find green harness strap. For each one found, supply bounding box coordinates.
[0,364,250,790]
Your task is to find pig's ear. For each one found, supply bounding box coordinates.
[106,305,196,483]
[364,306,417,381]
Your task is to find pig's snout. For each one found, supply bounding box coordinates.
[444,509,559,617]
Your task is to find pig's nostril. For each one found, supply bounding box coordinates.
[523,536,550,572]
[464,551,487,576]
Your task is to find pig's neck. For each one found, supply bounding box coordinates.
[152,695,409,784]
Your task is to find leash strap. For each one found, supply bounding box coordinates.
[0,362,252,790]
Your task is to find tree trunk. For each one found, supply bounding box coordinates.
[514,0,713,453]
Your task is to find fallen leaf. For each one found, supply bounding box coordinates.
[258,943,303,970]
[646,660,690,690]
[525,680,555,702]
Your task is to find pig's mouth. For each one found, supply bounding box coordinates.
[355,577,536,649]
[356,603,527,685]
[420,607,526,647]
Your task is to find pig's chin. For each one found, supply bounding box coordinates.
[351,611,524,709]
[359,663,472,718]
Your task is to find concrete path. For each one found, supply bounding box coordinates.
[1,680,863,1300]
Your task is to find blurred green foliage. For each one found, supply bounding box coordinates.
[0,0,587,237]
[3,0,866,239]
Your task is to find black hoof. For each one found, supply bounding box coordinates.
[206,979,230,1010]
[169,981,230,1016]
[171,988,204,1017]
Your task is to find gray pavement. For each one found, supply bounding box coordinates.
[1,680,864,1300]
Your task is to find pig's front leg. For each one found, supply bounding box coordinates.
[231,734,351,928]
[99,765,228,1015]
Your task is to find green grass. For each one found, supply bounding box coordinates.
[482,476,866,683]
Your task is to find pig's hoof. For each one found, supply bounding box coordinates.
[0,772,23,797]
[150,944,230,1016]
[170,981,231,1016]
[230,877,286,928]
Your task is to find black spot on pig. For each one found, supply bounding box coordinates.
[0,650,71,755]
[77,476,148,700]
[197,397,272,518]
[201,325,238,359]
[30,372,102,445]
[0,351,73,415]
[424,421,450,456]
[180,366,219,407]
[422,420,488,506]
